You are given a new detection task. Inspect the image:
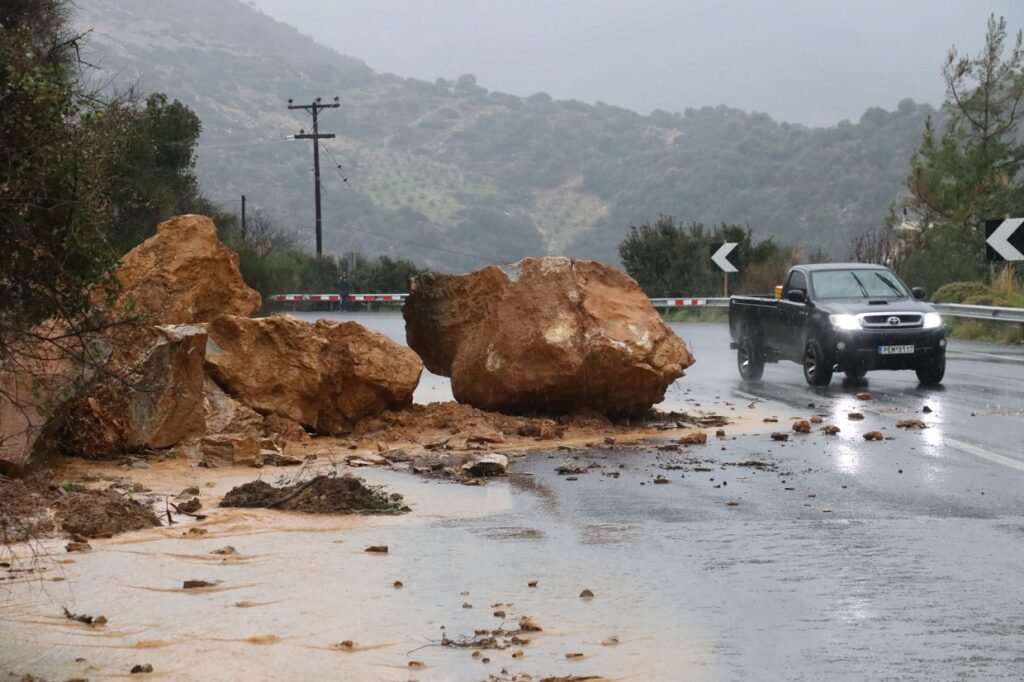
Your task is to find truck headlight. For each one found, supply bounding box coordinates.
[923,312,943,329]
[830,314,861,331]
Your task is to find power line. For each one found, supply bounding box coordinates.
[288,96,340,256]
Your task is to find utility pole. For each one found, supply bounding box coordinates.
[240,194,246,241]
[288,97,340,256]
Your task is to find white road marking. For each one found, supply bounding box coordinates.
[944,437,1024,473]
[949,349,1024,364]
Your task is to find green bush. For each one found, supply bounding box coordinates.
[932,281,994,304]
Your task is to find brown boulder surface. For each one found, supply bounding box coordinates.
[205,315,422,433]
[55,325,207,458]
[403,257,694,415]
[114,214,260,325]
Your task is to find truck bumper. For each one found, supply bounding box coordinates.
[825,328,946,371]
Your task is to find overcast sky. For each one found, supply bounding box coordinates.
[252,0,1024,126]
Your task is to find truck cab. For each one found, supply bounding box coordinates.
[728,263,947,386]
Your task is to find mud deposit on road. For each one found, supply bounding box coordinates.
[0,456,710,681]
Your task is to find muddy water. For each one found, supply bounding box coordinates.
[0,461,714,681]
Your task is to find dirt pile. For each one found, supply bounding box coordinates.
[219,474,405,514]
[205,315,422,433]
[0,475,160,542]
[404,257,694,415]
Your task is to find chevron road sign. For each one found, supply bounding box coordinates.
[985,218,1024,262]
[710,242,740,273]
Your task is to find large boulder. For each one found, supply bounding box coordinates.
[403,257,694,415]
[0,322,98,472]
[205,315,422,433]
[114,214,260,325]
[54,325,208,458]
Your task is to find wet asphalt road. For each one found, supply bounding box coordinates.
[330,315,1024,679]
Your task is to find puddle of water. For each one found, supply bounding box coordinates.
[1,463,716,681]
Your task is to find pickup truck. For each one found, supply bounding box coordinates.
[728,263,947,386]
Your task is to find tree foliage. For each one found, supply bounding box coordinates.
[618,216,799,297]
[896,15,1024,293]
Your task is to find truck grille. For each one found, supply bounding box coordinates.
[860,313,923,328]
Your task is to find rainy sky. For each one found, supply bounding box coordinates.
[251,0,1024,126]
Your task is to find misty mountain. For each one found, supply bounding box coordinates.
[76,0,936,271]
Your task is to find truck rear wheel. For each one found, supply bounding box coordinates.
[737,335,764,381]
[803,339,833,386]
[915,353,945,385]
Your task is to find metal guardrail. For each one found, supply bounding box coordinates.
[272,293,1022,322]
[931,303,1024,323]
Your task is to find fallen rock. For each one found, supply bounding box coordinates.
[260,451,303,466]
[130,663,154,674]
[114,215,260,325]
[579,589,594,599]
[55,325,208,458]
[517,617,542,632]
[863,431,884,441]
[856,392,872,400]
[182,580,217,589]
[770,432,789,442]
[177,498,202,513]
[203,375,264,441]
[205,315,422,433]
[461,453,509,477]
[792,420,811,433]
[810,415,823,424]
[822,425,841,435]
[201,433,260,468]
[262,413,310,442]
[848,412,865,420]
[403,257,694,415]
[66,541,92,553]
[896,419,927,429]
[365,545,389,554]
[677,430,708,445]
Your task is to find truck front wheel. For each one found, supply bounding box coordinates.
[915,353,945,385]
[803,339,833,386]
[737,335,764,381]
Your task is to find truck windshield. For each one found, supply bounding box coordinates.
[811,269,908,300]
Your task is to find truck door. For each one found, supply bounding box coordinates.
[779,269,811,361]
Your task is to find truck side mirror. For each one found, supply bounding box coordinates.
[911,287,926,300]
[786,289,806,303]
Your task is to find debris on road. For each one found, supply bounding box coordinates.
[219,475,406,515]
[896,419,927,429]
[771,432,789,441]
[863,431,884,441]
[792,420,811,433]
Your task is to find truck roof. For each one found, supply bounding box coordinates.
[794,262,891,272]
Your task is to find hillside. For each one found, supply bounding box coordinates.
[75,0,936,271]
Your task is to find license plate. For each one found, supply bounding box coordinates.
[878,344,914,355]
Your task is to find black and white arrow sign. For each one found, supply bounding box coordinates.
[985,218,1024,262]
[709,242,740,273]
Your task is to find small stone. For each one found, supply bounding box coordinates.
[130,663,153,674]
[725,499,740,506]
[848,412,865,420]
[579,589,594,599]
[896,419,927,429]
[716,429,726,437]
[210,546,236,556]
[185,527,208,536]
[810,415,823,424]
[792,420,811,433]
[528,580,538,587]
[677,430,707,445]
[364,545,389,553]
[182,580,216,589]
[66,541,92,553]
[566,652,584,659]
[602,636,620,646]
[822,425,840,435]
[393,580,404,588]
[863,431,884,441]
[463,602,472,609]
[856,392,872,400]
[518,617,542,632]
[653,475,670,484]
[770,432,789,442]
[922,405,933,413]
[408,661,425,669]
